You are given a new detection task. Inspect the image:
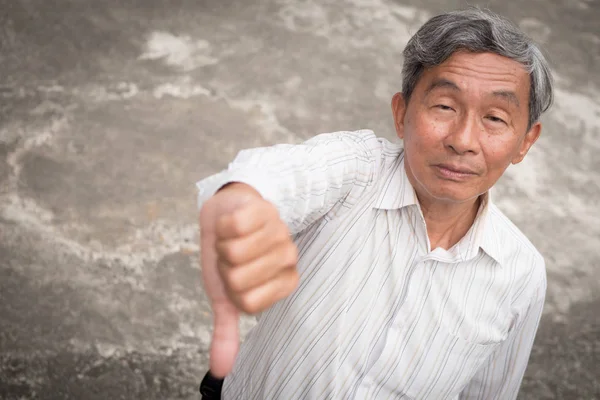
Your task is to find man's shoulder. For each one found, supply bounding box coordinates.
[310,129,402,156]
[488,203,546,284]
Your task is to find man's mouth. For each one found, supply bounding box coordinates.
[433,163,479,180]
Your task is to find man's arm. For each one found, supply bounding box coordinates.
[459,279,546,400]
[197,130,381,234]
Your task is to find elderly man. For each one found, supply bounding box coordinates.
[196,7,553,400]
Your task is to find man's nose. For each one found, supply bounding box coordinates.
[444,113,480,155]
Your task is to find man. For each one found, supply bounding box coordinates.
[196,8,553,400]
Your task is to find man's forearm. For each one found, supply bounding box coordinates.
[196,130,381,234]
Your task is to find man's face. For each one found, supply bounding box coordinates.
[392,51,542,204]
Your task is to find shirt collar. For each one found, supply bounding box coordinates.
[372,153,419,210]
[372,152,504,266]
[472,190,504,265]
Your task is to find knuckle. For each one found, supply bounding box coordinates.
[278,221,291,239]
[223,243,237,262]
[218,242,240,264]
[214,240,226,258]
[227,246,243,264]
[215,215,228,237]
[238,294,260,314]
[288,269,300,290]
[277,271,299,300]
[270,223,289,246]
[200,195,217,214]
[214,239,226,256]
[215,212,243,238]
[267,202,280,219]
[286,243,299,265]
[224,269,245,293]
[229,212,246,235]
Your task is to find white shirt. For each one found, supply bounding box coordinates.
[196,130,546,400]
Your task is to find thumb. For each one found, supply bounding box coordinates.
[209,300,240,378]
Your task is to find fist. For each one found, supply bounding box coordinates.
[199,182,299,377]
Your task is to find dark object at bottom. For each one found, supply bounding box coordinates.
[199,370,224,399]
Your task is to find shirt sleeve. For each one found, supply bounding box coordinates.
[196,130,381,235]
[459,277,547,400]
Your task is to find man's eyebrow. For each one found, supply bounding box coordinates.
[491,90,520,108]
[424,78,460,95]
[425,78,521,108]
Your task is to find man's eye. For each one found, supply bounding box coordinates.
[487,115,507,124]
[436,105,454,111]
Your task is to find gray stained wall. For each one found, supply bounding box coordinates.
[0,0,598,398]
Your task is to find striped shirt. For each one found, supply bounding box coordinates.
[196,130,546,400]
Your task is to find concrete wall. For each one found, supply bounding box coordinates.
[1,0,598,398]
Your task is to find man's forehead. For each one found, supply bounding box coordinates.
[425,51,529,84]
[419,52,530,99]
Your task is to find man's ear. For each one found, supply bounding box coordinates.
[512,122,542,164]
[391,92,407,140]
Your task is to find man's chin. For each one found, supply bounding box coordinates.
[422,184,481,205]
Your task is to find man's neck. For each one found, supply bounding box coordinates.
[416,193,481,251]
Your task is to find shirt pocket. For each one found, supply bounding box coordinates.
[364,324,500,399]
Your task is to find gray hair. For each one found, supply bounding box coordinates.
[402,8,554,130]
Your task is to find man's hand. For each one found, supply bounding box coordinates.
[199,183,299,378]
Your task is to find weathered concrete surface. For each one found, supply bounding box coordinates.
[0,0,598,398]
